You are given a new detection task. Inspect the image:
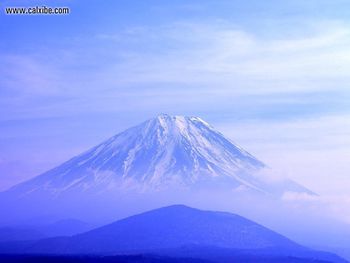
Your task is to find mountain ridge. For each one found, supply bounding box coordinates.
[2,204,344,263]
[27,204,304,254]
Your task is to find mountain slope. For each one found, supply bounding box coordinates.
[3,114,311,197]
[22,205,346,263]
[29,205,302,254]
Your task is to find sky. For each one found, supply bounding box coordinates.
[0,0,350,198]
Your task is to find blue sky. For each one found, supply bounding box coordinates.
[1,0,350,202]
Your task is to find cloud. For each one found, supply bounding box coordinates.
[217,114,350,196]
[91,20,350,93]
[282,191,319,201]
[0,54,61,96]
[282,191,350,224]
[2,19,350,123]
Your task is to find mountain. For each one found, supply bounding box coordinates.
[0,255,211,263]
[0,219,94,243]
[29,204,300,253]
[0,227,46,242]
[0,255,343,263]
[6,205,345,263]
[36,219,94,237]
[2,114,311,198]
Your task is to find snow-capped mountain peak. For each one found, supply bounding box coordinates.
[6,114,312,197]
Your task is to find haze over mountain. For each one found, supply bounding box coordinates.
[2,114,312,198]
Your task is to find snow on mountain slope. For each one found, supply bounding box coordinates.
[4,114,312,197]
